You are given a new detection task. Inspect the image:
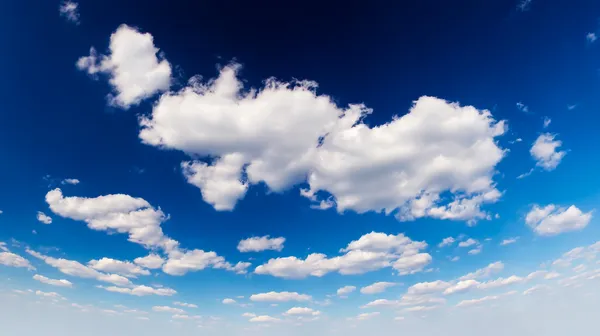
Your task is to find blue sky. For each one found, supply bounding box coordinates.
[1,0,600,335]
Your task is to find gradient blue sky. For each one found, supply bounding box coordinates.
[1,1,600,335]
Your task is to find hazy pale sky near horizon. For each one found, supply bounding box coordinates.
[1,1,600,335]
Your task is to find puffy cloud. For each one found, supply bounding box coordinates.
[459,261,504,281]
[468,246,483,255]
[26,249,130,286]
[500,237,519,246]
[77,25,171,108]
[134,254,165,269]
[360,282,397,295]
[443,280,480,295]
[162,249,249,276]
[36,211,53,224]
[59,1,80,24]
[152,306,185,314]
[438,237,455,248]
[62,178,80,185]
[255,232,431,279]
[97,285,175,297]
[0,251,35,270]
[237,236,285,252]
[249,315,281,323]
[530,133,566,171]
[249,292,311,302]
[337,286,356,297]
[173,301,198,308]
[406,280,451,296]
[222,298,236,305]
[458,238,478,248]
[284,307,321,316]
[88,258,150,278]
[135,59,506,223]
[526,204,592,236]
[33,274,73,287]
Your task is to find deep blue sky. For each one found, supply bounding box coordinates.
[0,1,599,335]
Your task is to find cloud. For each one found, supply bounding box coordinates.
[36,290,66,300]
[406,280,451,296]
[173,301,198,308]
[355,312,380,320]
[237,236,285,252]
[36,211,53,224]
[222,298,236,305]
[249,292,311,302]
[438,237,455,248]
[587,33,597,43]
[249,315,281,323]
[26,249,131,286]
[97,285,176,296]
[525,204,592,236]
[516,102,529,113]
[152,306,185,314]
[33,274,73,287]
[88,258,150,278]
[458,238,478,248]
[62,178,80,185]
[284,307,321,316]
[133,254,165,269]
[337,286,356,297]
[254,232,431,278]
[161,249,250,276]
[77,25,171,108]
[530,133,566,171]
[468,247,482,255]
[361,299,400,308]
[517,0,533,12]
[0,251,35,270]
[0,242,8,252]
[360,282,397,295]
[131,55,506,223]
[444,280,480,295]
[542,117,552,129]
[59,1,80,24]
[459,261,504,280]
[500,237,519,246]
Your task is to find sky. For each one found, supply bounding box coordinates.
[1,0,600,335]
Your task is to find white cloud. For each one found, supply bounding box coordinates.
[337,286,356,297]
[36,290,65,300]
[458,238,478,248]
[77,24,171,108]
[222,298,236,305]
[284,307,320,316]
[0,251,35,270]
[360,282,397,295]
[543,117,551,128]
[0,242,7,252]
[516,102,529,113]
[36,211,53,224]
[255,232,431,278]
[525,204,592,236]
[406,280,451,296]
[152,306,185,314]
[62,178,80,185]
[172,314,201,320]
[133,254,165,269]
[361,299,400,308]
[162,249,249,276]
[355,312,380,320]
[59,1,80,24]
[88,258,150,278]
[459,262,504,280]
[33,274,73,287]
[249,315,281,323]
[530,133,566,171]
[134,57,506,223]
[450,256,460,262]
[523,284,550,295]
[500,237,519,246]
[26,249,130,286]
[249,292,311,302]
[237,236,285,252]
[173,301,197,308]
[438,237,455,248]
[468,247,482,255]
[444,280,481,295]
[478,276,524,290]
[587,33,597,43]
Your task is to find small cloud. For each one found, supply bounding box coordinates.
[59,1,80,24]
[36,211,53,225]
[567,104,577,111]
[516,102,529,113]
[517,0,533,12]
[586,33,597,43]
[500,237,519,246]
[543,117,551,128]
[61,178,80,185]
[517,168,534,179]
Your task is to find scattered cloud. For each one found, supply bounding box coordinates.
[62,178,80,185]
[249,315,281,323]
[459,261,504,281]
[33,274,73,287]
[88,257,150,278]
[173,301,197,308]
[133,254,165,269]
[249,292,311,302]
[36,211,53,224]
[530,133,566,171]
[586,33,597,43]
[438,237,455,248]
[237,236,285,252]
[458,238,478,248]
[59,1,80,24]
[360,282,397,295]
[543,117,551,128]
[222,298,237,305]
[283,307,321,316]
[526,204,592,236]
[0,251,35,270]
[152,306,185,314]
[516,102,529,113]
[500,237,519,246]
[337,286,356,297]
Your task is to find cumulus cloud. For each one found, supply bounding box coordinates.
[222,298,237,305]
[530,133,566,171]
[59,1,80,24]
[458,238,478,248]
[438,237,455,248]
[255,232,431,279]
[0,251,35,270]
[36,211,53,224]
[525,204,592,236]
[62,178,80,185]
[237,236,285,252]
[33,274,73,287]
[337,286,356,297]
[133,254,165,269]
[249,292,311,302]
[284,307,321,316]
[360,282,397,295]
[77,25,171,108]
[354,312,380,320]
[97,285,176,296]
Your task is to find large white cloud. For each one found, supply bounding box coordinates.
[77,24,171,108]
[525,204,592,236]
[530,133,566,171]
[255,232,431,279]
[237,236,285,252]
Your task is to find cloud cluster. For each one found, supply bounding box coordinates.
[255,232,431,279]
[526,204,592,236]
